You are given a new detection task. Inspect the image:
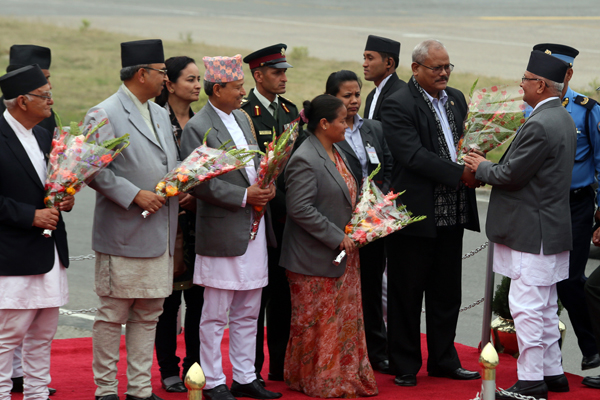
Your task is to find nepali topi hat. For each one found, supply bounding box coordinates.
[121,39,165,68]
[203,54,244,83]
[8,44,51,72]
[0,64,48,100]
[526,50,570,83]
[532,43,579,67]
[243,44,293,69]
[364,35,400,57]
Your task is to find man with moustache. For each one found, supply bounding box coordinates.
[381,39,481,387]
[241,43,301,385]
[0,64,72,400]
[85,39,179,400]
[180,55,280,400]
[464,51,575,399]
[363,35,406,121]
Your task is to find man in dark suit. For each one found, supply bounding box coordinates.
[363,35,406,121]
[241,44,299,384]
[465,51,575,400]
[381,39,481,387]
[181,54,281,400]
[0,64,71,400]
[0,45,56,134]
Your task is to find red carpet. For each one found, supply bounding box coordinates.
[11,331,591,399]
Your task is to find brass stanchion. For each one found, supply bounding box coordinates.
[185,362,206,400]
[479,342,499,400]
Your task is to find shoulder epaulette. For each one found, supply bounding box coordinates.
[575,95,598,110]
[279,95,295,106]
[241,98,249,106]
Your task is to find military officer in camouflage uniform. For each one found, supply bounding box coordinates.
[241,44,303,385]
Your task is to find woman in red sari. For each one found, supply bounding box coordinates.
[279,94,378,398]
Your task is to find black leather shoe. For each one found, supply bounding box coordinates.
[267,372,284,382]
[256,373,265,387]
[203,385,236,400]
[95,395,119,400]
[49,387,56,395]
[10,377,23,393]
[582,353,600,370]
[429,367,480,380]
[230,379,282,399]
[161,377,187,393]
[544,374,569,392]
[372,359,393,375]
[394,374,417,387]
[124,394,163,400]
[496,380,548,399]
[582,375,600,389]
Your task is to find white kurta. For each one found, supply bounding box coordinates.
[493,242,569,286]
[193,102,268,291]
[0,110,68,310]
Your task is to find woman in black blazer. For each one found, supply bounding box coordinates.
[280,94,378,398]
[325,70,393,374]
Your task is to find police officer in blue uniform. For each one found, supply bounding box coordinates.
[532,43,600,372]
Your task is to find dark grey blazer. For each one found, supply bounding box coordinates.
[180,102,275,257]
[336,118,392,192]
[477,98,577,255]
[279,134,358,277]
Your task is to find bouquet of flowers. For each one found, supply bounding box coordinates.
[249,118,300,239]
[142,129,260,218]
[333,164,426,265]
[43,115,130,236]
[456,80,527,164]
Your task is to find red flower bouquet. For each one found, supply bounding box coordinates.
[332,164,426,265]
[249,118,300,239]
[43,115,130,236]
[456,81,527,164]
[142,129,259,218]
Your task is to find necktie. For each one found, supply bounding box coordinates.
[270,101,278,122]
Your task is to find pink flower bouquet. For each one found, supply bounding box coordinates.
[249,118,300,239]
[142,129,259,218]
[43,115,130,236]
[332,164,426,265]
[456,82,527,164]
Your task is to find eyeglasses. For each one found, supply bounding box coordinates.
[417,62,454,73]
[26,91,52,100]
[145,67,168,76]
[521,76,544,83]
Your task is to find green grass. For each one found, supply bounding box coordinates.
[0,16,596,166]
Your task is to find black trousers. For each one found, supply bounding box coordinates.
[359,238,388,364]
[155,284,204,380]
[254,237,292,378]
[387,227,464,375]
[585,265,600,351]
[558,187,598,357]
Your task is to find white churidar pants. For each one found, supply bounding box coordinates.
[0,308,58,400]
[200,287,262,389]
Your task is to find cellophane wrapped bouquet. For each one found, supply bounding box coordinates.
[249,118,300,239]
[142,128,260,218]
[43,115,130,236]
[456,80,527,164]
[333,164,426,265]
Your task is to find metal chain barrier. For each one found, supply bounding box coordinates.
[422,241,489,314]
[470,389,546,400]
[65,242,490,316]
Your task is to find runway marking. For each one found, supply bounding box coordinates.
[59,308,96,321]
[481,16,600,21]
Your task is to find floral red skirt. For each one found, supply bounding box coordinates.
[284,250,378,398]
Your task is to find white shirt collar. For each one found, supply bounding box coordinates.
[532,96,559,113]
[423,89,448,105]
